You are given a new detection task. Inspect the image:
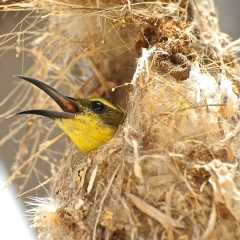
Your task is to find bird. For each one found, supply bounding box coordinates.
[13,75,124,153]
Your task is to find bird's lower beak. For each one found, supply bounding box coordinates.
[16,109,75,120]
[14,75,81,120]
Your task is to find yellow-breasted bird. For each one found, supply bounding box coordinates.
[14,76,124,153]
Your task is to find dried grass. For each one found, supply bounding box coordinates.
[1,0,240,239]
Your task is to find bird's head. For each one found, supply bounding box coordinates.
[14,75,124,153]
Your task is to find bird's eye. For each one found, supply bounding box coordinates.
[89,101,106,113]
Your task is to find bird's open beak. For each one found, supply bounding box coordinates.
[13,75,81,120]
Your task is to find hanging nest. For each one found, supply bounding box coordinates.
[2,0,240,239]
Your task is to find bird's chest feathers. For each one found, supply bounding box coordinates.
[55,114,116,153]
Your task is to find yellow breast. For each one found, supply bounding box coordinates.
[55,113,118,153]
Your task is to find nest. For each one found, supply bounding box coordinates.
[2,0,240,239]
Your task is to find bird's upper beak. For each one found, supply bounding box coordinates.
[14,75,81,120]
